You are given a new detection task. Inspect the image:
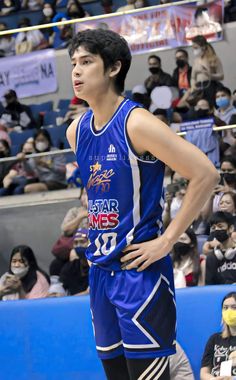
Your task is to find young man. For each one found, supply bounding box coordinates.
[205,211,236,285]
[66,29,219,380]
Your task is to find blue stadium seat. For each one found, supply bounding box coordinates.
[43,111,60,127]
[57,99,71,110]
[44,124,67,148]
[29,101,53,116]
[9,129,36,148]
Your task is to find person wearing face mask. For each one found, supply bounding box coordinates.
[39,2,56,44]
[205,211,236,285]
[59,228,90,296]
[24,129,67,193]
[215,88,236,145]
[66,0,88,19]
[191,35,224,107]
[0,139,38,196]
[0,89,36,131]
[0,245,50,301]
[171,227,206,287]
[201,292,236,379]
[172,49,192,96]
[144,54,173,95]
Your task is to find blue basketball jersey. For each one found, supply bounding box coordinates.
[75,98,166,271]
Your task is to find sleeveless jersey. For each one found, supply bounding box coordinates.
[75,98,165,271]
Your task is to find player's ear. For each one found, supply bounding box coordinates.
[109,61,122,78]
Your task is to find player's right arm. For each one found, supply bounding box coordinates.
[66,116,82,153]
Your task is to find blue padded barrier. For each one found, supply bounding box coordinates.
[0,285,235,380]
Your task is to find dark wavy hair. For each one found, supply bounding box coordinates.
[222,292,236,338]
[68,28,131,94]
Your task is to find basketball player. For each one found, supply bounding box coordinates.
[66,29,219,380]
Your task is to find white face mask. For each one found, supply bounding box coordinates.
[43,8,53,17]
[11,266,29,278]
[193,48,202,57]
[36,141,49,152]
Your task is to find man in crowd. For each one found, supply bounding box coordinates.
[172,49,192,96]
[0,89,36,131]
[144,54,173,94]
[205,211,236,285]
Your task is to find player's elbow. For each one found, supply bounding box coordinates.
[198,165,220,189]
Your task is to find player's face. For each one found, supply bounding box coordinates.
[71,46,110,102]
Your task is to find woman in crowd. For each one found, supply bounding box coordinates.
[191,35,224,107]
[0,245,49,300]
[0,139,14,189]
[201,291,236,379]
[172,227,206,287]
[24,129,67,193]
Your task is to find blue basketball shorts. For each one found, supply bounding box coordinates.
[89,255,176,360]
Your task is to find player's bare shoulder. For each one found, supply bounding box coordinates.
[66,115,82,153]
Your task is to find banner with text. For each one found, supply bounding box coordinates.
[0,49,57,99]
[75,0,223,55]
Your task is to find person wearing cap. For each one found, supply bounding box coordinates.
[0,89,36,131]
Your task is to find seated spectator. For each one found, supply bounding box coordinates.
[47,275,66,297]
[134,0,148,8]
[144,54,173,94]
[24,129,67,193]
[39,2,56,44]
[0,140,37,196]
[67,0,89,19]
[0,245,49,301]
[21,0,43,11]
[0,139,15,188]
[62,99,88,125]
[0,22,15,57]
[0,89,36,131]
[200,291,236,379]
[101,0,113,14]
[60,228,89,296]
[219,156,236,193]
[51,12,70,49]
[172,49,192,96]
[131,84,151,110]
[171,227,206,287]
[215,86,236,145]
[50,187,88,275]
[191,35,224,107]
[205,211,236,284]
[15,17,48,54]
[0,0,20,15]
[116,0,135,12]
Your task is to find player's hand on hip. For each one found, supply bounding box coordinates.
[121,235,172,272]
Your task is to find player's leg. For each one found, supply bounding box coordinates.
[127,357,170,380]
[90,266,127,378]
[101,355,130,380]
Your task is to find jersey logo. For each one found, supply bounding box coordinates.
[108,144,116,153]
[88,161,115,193]
[107,144,117,161]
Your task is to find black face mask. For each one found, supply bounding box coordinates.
[195,109,210,118]
[149,67,160,75]
[75,246,87,259]
[173,242,191,256]
[209,229,229,243]
[176,59,186,69]
[222,172,236,185]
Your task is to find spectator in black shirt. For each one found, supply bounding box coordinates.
[201,291,236,379]
[0,90,36,131]
[0,139,14,188]
[172,49,192,96]
[144,54,173,95]
[205,211,236,285]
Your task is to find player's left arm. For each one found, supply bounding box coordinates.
[121,108,219,271]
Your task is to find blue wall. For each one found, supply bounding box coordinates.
[0,285,235,380]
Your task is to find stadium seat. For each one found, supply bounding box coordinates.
[29,101,53,116]
[9,129,36,148]
[43,111,60,127]
[57,99,71,110]
[44,124,68,148]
